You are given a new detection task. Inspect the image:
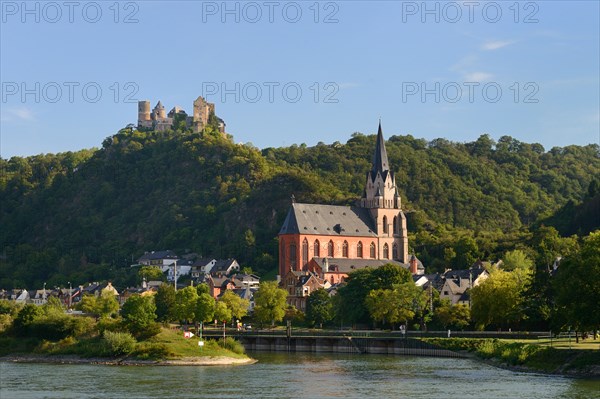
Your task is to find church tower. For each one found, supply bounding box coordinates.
[360,122,409,263]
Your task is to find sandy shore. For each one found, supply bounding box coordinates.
[0,354,257,366]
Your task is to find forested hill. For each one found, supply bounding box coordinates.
[1,125,599,289]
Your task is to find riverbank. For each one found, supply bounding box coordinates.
[0,354,257,366]
[0,327,255,366]
[421,337,600,378]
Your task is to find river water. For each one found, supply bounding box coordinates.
[1,353,597,399]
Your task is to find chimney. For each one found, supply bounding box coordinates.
[409,256,418,275]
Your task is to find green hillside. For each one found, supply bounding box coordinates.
[1,124,598,289]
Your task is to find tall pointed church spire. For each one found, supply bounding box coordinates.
[371,121,390,178]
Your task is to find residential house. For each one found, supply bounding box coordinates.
[283,270,325,311]
[166,259,194,282]
[137,250,178,267]
[190,258,217,280]
[207,275,237,299]
[211,259,240,276]
[438,265,490,305]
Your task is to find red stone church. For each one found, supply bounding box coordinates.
[278,123,424,287]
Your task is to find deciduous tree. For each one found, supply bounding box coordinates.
[306,288,332,328]
[253,281,287,327]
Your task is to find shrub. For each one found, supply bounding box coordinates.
[0,299,22,317]
[131,342,174,360]
[102,331,136,356]
[0,314,13,333]
[29,314,95,341]
[12,304,43,335]
[36,336,78,354]
[97,317,125,335]
[129,321,162,341]
[217,337,245,355]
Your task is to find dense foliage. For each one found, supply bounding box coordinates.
[1,125,598,288]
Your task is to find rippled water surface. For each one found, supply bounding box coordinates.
[1,353,598,399]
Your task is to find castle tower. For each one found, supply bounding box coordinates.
[138,101,151,121]
[153,101,166,119]
[361,122,409,263]
[192,96,211,132]
[138,101,151,128]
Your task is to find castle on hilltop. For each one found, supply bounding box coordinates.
[137,96,225,133]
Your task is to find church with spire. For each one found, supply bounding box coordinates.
[278,123,423,290]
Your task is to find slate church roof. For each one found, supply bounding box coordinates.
[278,203,377,237]
[313,257,407,273]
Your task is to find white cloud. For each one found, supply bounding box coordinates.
[463,72,494,81]
[451,55,478,72]
[0,107,35,122]
[481,40,514,51]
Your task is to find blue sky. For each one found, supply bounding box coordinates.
[1,0,599,157]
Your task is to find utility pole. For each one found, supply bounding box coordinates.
[173,260,178,292]
[67,281,72,309]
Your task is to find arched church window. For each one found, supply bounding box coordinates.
[370,242,376,258]
[314,240,320,257]
[357,241,363,258]
[393,216,398,234]
[328,240,334,257]
[383,216,388,234]
[342,241,349,257]
[302,239,308,265]
[383,243,389,259]
[393,243,398,260]
[290,243,297,268]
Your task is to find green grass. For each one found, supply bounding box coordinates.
[143,328,247,359]
[0,327,249,361]
[421,337,599,374]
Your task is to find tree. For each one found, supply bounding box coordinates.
[97,291,120,318]
[365,282,426,329]
[195,293,215,324]
[196,283,210,296]
[79,291,119,319]
[173,286,198,324]
[42,296,65,316]
[336,264,413,325]
[365,289,403,327]
[450,304,471,330]
[121,294,159,339]
[13,304,42,334]
[502,249,533,272]
[214,301,232,323]
[219,290,249,321]
[138,266,165,282]
[305,289,333,328]
[470,254,533,330]
[436,301,471,330]
[253,281,288,326]
[553,231,600,338]
[453,236,479,268]
[154,284,176,322]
